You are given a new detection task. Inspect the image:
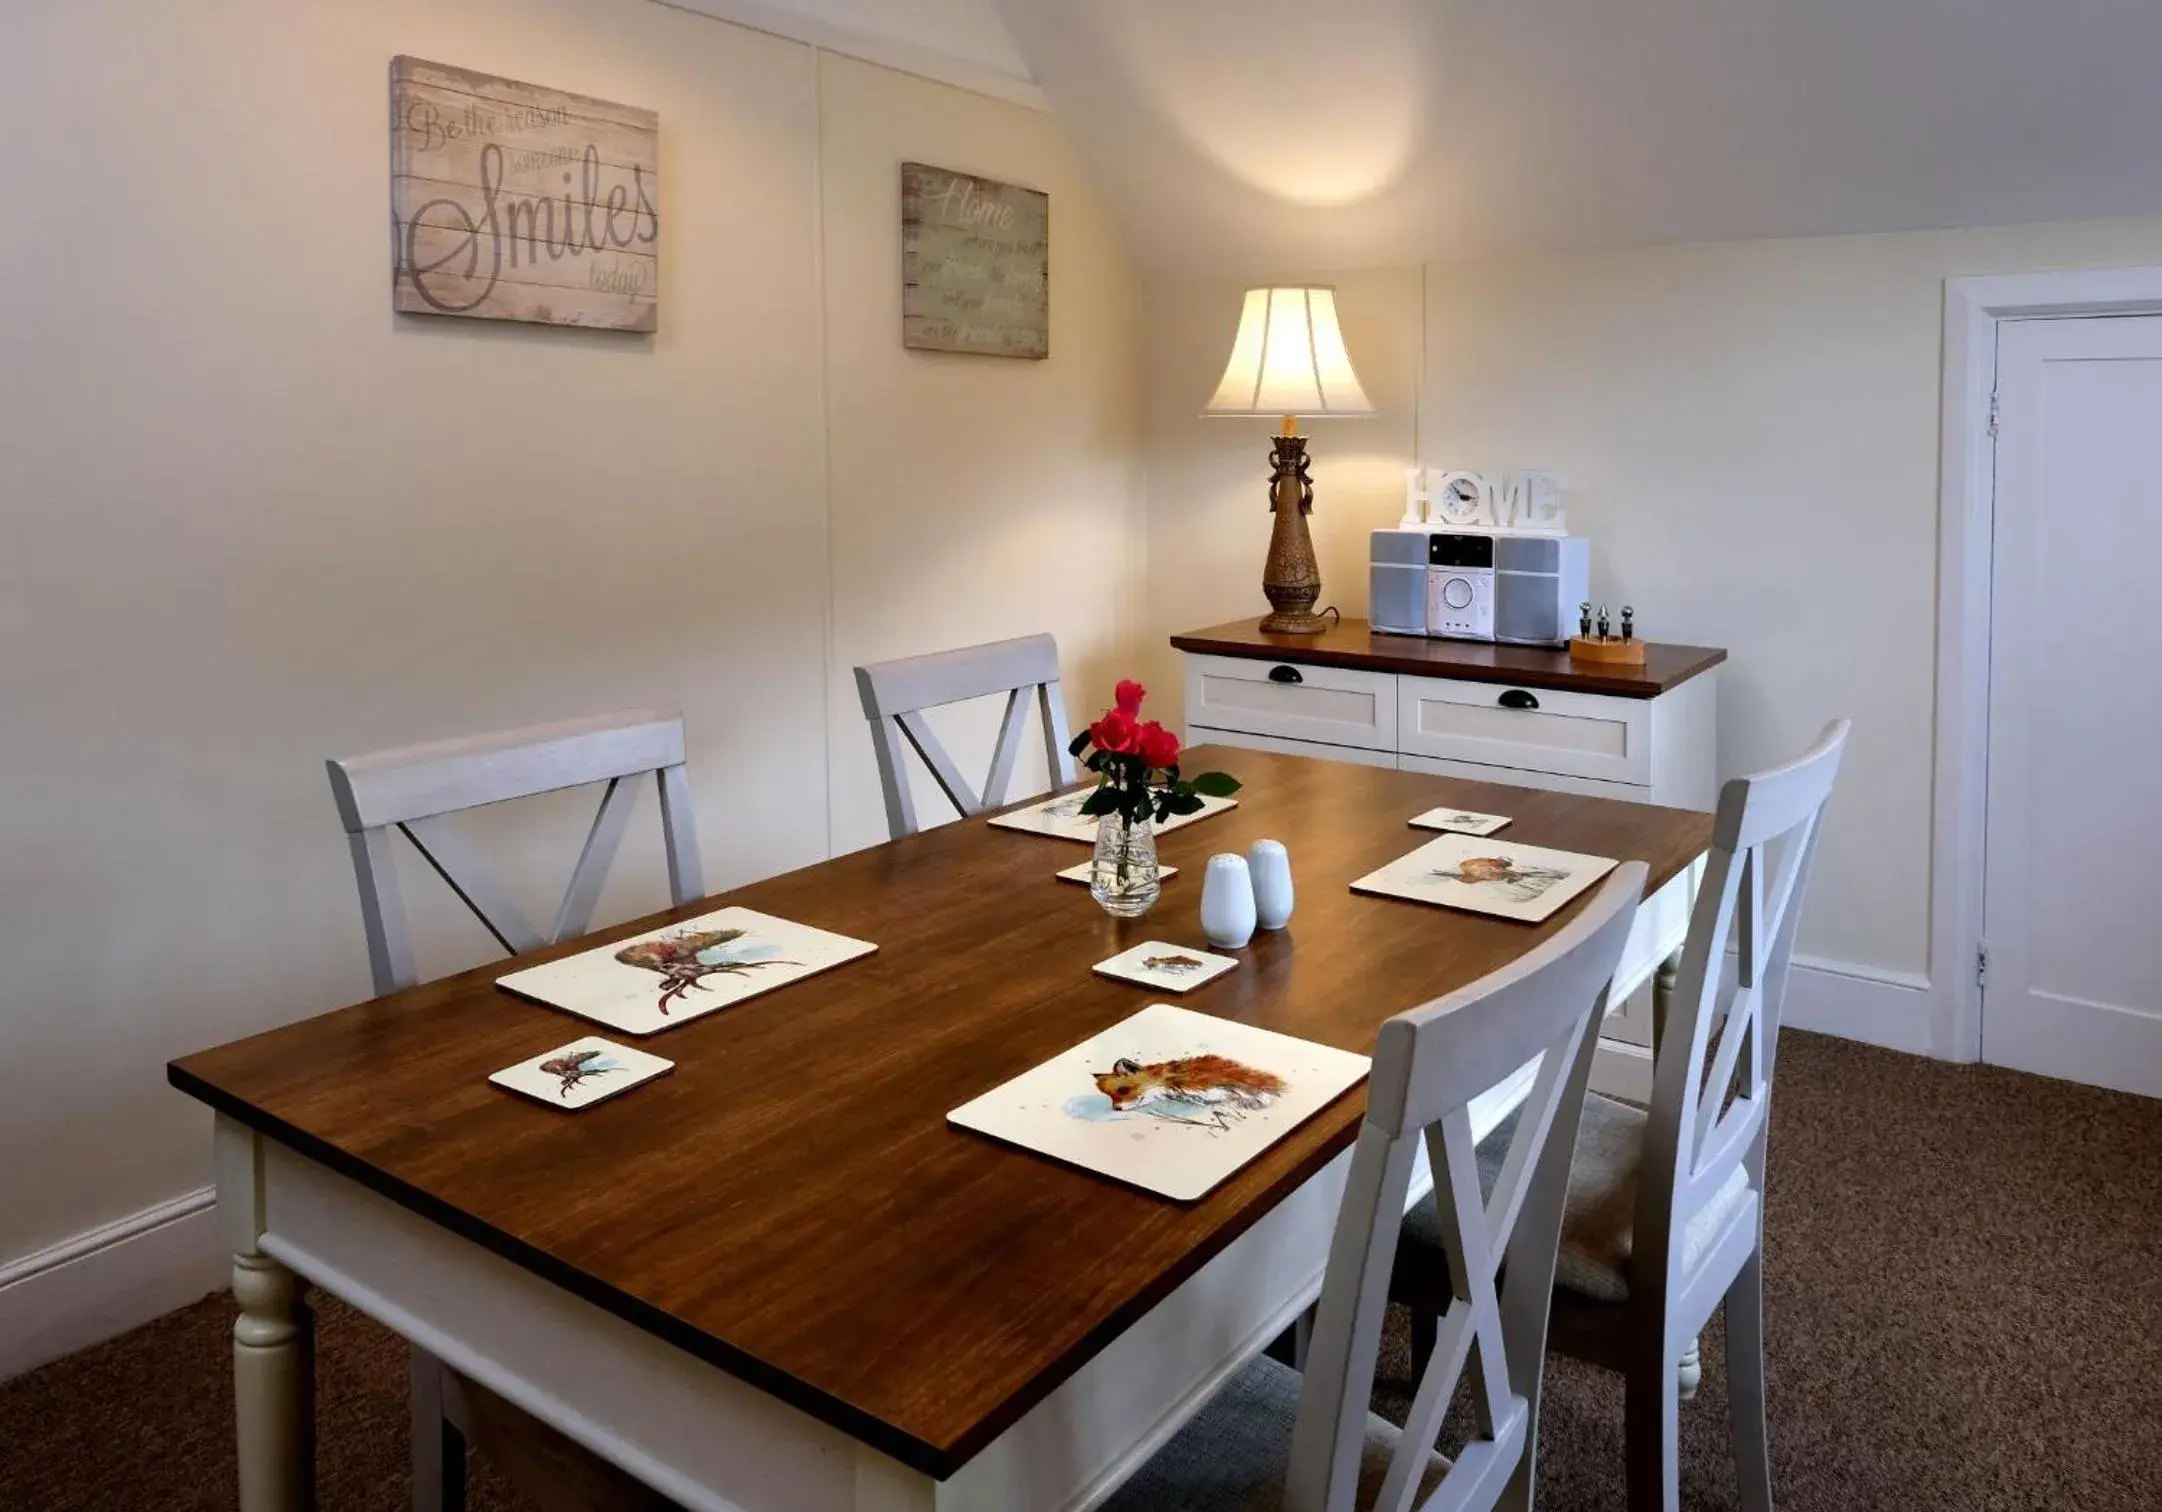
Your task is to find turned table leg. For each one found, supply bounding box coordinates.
[1648,950,1703,1402]
[1651,947,1681,1059]
[217,1114,316,1512]
[233,1251,316,1511]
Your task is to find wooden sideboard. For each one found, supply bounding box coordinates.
[1170,617,1727,1101]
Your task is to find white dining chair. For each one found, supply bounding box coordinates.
[1103,862,1648,1512]
[325,707,708,1512]
[852,632,1075,840]
[1393,720,1849,1512]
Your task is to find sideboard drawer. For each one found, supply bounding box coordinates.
[1184,654,1397,753]
[1398,674,1651,786]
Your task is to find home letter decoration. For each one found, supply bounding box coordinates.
[390,57,660,332]
[901,163,1050,359]
[1405,467,1568,533]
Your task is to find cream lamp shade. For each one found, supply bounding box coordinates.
[1203,286,1374,418]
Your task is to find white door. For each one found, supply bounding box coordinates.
[1983,315,2162,1096]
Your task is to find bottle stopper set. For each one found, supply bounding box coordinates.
[1568,601,1645,665]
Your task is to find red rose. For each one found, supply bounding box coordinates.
[1114,679,1147,717]
[1136,720,1180,770]
[1089,708,1139,753]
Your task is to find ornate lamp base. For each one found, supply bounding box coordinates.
[1259,427,1327,635]
[1259,607,1330,635]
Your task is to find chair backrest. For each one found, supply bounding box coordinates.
[1636,719,1850,1302]
[1285,862,1649,1512]
[326,708,707,995]
[852,633,1076,840]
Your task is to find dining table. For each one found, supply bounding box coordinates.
[169,747,1712,1512]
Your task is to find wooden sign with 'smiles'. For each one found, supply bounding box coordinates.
[390,57,659,332]
[902,163,1048,359]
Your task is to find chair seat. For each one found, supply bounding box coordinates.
[1100,1353,1450,1512]
[1397,1092,1751,1306]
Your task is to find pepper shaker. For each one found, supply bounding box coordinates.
[1620,605,1635,643]
[1200,854,1258,949]
[1247,840,1294,931]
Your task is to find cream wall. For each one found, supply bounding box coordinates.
[819,52,1143,856]
[1144,216,2162,981]
[0,0,1139,1281]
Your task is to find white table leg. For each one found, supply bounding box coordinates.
[1650,947,1680,1057]
[1675,1336,1702,1402]
[1648,949,1705,1402]
[218,1113,316,1512]
[410,1345,468,1512]
[233,1249,316,1511]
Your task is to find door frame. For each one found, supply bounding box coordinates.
[1933,265,2162,1061]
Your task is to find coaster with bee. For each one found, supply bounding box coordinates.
[1092,940,1239,992]
[489,1036,674,1111]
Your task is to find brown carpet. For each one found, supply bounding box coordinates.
[5,1030,2159,1511]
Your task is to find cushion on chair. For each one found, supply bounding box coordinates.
[1396,1092,1752,1306]
[1099,1353,1449,1512]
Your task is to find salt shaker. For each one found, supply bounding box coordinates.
[1248,840,1294,931]
[1200,853,1258,949]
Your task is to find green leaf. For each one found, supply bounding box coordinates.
[1165,793,1204,816]
[1079,787,1121,817]
[1067,729,1092,758]
[1189,771,1242,797]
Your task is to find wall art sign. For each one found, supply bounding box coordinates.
[901,162,1049,359]
[390,56,659,332]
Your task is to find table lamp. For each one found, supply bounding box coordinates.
[1204,286,1374,634]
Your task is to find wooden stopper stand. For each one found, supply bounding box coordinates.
[1568,636,1647,666]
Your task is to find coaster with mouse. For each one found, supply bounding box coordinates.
[1093,941,1238,992]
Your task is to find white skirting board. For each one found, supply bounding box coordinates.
[0,1186,225,1383]
[1776,954,1935,1057]
[0,955,1930,1388]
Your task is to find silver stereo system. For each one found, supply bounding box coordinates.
[1368,529,1590,648]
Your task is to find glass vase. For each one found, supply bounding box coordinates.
[1090,808,1161,918]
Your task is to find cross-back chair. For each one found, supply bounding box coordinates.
[1395,720,1849,1512]
[327,707,706,995]
[325,707,708,1512]
[1103,861,1648,1512]
[852,632,1074,840]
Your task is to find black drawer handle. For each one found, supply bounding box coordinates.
[1498,688,1539,711]
[1268,664,1304,685]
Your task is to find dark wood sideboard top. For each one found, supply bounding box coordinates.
[1170,618,1727,699]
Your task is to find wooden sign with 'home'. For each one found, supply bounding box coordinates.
[390,57,659,332]
[901,163,1048,359]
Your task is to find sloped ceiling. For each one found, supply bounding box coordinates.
[991,0,2162,276]
[665,0,1039,104]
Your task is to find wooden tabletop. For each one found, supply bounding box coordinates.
[169,750,1711,1479]
[1170,617,1727,698]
